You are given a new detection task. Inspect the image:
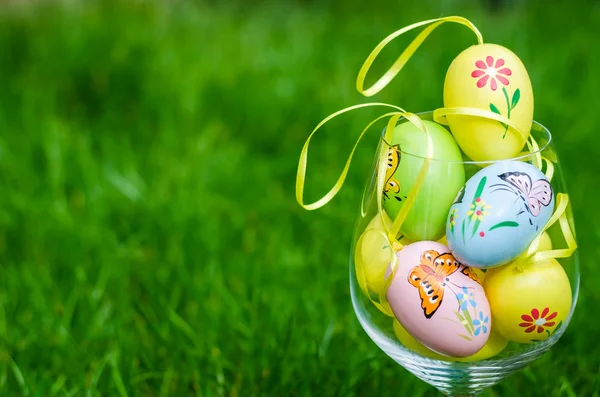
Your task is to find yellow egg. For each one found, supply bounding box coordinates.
[392,318,508,362]
[538,231,552,251]
[484,258,572,343]
[393,319,448,359]
[472,268,486,283]
[443,44,534,161]
[454,328,508,363]
[355,212,394,296]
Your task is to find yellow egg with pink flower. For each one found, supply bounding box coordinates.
[443,44,534,162]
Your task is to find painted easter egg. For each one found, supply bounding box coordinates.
[484,258,572,343]
[386,241,491,357]
[444,44,534,161]
[354,211,394,297]
[456,326,508,362]
[446,160,554,268]
[393,318,446,359]
[538,231,552,251]
[393,319,507,362]
[383,120,465,242]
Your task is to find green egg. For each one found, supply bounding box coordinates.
[383,120,465,241]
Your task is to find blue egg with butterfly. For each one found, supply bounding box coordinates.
[446,160,554,268]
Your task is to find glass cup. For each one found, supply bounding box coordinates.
[350,111,579,396]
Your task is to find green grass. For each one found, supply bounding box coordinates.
[0,0,598,395]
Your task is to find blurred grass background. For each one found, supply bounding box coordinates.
[0,0,598,395]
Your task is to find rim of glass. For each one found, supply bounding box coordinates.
[380,110,552,165]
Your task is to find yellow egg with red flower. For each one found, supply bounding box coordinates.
[483,257,572,343]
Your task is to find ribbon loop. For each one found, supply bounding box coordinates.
[542,156,555,181]
[530,137,542,172]
[521,193,577,265]
[356,16,483,97]
[296,103,406,211]
[372,112,432,243]
[296,102,435,318]
[349,110,435,315]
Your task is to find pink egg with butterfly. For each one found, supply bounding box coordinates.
[446,161,554,268]
[386,241,491,358]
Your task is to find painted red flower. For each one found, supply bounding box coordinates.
[519,307,558,333]
[471,56,512,91]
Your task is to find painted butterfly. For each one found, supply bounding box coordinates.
[495,171,553,217]
[383,145,401,199]
[408,250,481,319]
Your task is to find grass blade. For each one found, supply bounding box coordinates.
[109,351,129,397]
[9,358,29,396]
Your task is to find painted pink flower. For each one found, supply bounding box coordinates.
[471,56,512,91]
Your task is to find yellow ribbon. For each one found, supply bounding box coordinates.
[529,122,554,179]
[356,16,483,97]
[543,156,555,181]
[386,130,433,245]
[374,113,432,246]
[297,104,434,317]
[296,103,406,211]
[518,193,577,267]
[526,133,543,172]
[516,136,553,179]
[376,114,434,316]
